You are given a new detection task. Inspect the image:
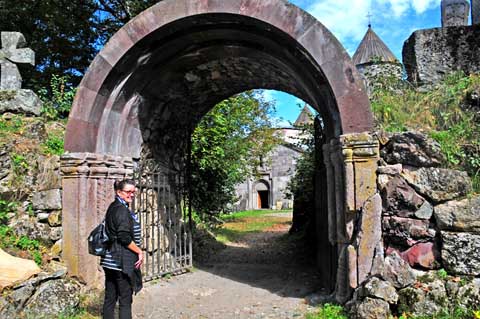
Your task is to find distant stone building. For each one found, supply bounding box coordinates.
[352,25,403,94]
[234,106,313,211]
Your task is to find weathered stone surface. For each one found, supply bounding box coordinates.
[23,278,81,318]
[403,25,480,86]
[36,212,49,222]
[441,0,470,27]
[384,252,416,288]
[434,196,480,232]
[50,240,62,259]
[473,0,480,25]
[36,155,61,191]
[383,216,435,246]
[0,248,40,291]
[381,176,427,218]
[377,163,402,175]
[9,214,60,244]
[356,194,382,284]
[350,297,391,319]
[414,201,433,220]
[455,278,480,309]
[441,231,480,275]
[47,210,62,227]
[358,277,398,304]
[402,167,471,203]
[32,189,62,210]
[0,89,41,116]
[381,132,444,167]
[398,279,447,317]
[388,242,439,269]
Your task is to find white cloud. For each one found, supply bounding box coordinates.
[303,0,441,45]
[411,0,440,14]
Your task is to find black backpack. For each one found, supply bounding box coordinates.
[88,220,110,256]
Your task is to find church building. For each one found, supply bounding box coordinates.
[234,106,314,211]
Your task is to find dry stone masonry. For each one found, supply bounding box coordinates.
[347,131,480,318]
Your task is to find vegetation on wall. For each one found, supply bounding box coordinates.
[371,72,480,192]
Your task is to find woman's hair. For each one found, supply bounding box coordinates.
[114,179,135,191]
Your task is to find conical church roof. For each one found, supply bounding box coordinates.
[352,26,397,65]
[294,105,314,126]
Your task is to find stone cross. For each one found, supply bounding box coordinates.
[0,32,35,90]
[473,0,480,25]
[441,0,470,27]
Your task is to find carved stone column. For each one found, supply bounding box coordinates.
[340,133,379,289]
[61,152,134,286]
[324,133,379,303]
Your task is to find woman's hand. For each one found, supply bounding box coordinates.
[135,251,143,269]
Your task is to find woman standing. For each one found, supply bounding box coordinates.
[101,179,143,319]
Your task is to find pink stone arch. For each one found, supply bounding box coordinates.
[65,0,373,156]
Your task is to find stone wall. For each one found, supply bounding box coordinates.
[356,62,404,97]
[403,25,480,86]
[347,131,480,318]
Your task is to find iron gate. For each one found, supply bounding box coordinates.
[133,161,192,282]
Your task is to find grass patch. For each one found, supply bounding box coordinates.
[211,209,292,243]
[219,209,291,222]
[305,303,348,319]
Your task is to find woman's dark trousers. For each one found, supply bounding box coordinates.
[103,267,133,319]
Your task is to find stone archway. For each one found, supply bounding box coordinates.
[61,0,379,302]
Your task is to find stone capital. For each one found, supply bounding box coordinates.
[61,152,134,179]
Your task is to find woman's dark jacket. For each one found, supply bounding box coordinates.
[105,197,142,293]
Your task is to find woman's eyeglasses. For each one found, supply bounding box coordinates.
[121,190,136,195]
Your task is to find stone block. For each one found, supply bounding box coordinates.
[381,176,427,218]
[403,25,480,86]
[384,252,416,288]
[358,277,398,304]
[32,189,62,210]
[0,89,41,116]
[388,242,440,269]
[441,231,480,275]
[402,167,471,203]
[0,248,41,291]
[398,279,447,317]
[383,216,435,247]
[434,196,480,232]
[381,131,444,167]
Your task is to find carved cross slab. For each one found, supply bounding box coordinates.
[0,32,35,90]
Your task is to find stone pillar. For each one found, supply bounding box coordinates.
[61,152,134,286]
[325,133,378,302]
[473,0,480,24]
[441,0,470,27]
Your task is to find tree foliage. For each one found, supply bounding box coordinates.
[190,91,279,218]
[0,0,159,95]
[0,0,99,92]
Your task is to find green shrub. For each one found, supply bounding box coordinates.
[42,133,64,155]
[39,75,76,120]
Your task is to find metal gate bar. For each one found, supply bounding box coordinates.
[133,163,192,282]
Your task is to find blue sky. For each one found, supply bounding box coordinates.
[266,0,446,126]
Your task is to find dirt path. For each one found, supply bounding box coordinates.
[132,213,322,318]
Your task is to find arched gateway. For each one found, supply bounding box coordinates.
[62,0,380,303]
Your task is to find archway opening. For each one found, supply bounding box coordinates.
[62,0,374,300]
[255,180,270,209]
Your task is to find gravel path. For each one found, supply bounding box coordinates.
[132,215,321,318]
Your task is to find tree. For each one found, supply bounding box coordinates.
[0,0,100,92]
[190,91,279,218]
[95,0,160,43]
